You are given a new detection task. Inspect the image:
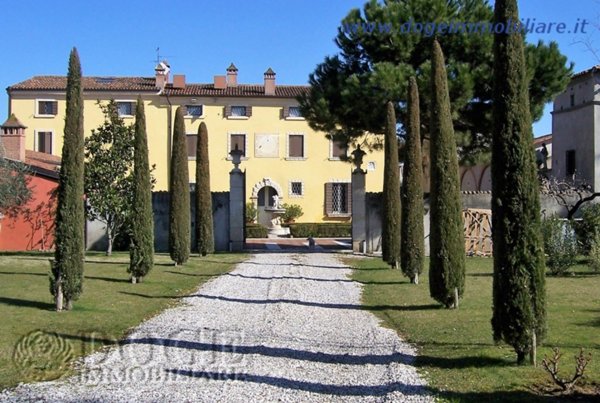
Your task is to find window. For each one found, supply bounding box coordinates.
[330,140,347,159]
[36,100,58,116]
[185,105,203,117]
[36,131,53,154]
[287,134,305,159]
[325,182,351,216]
[225,105,252,119]
[284,106,303,119]
[229,134,246,157]
[231,106,246,116]
[570,94,575,107]
[288,106,302,118]
[566,149,576,176]
[186,134,197,159]
[289,181,304,197]
[116,101,135,117]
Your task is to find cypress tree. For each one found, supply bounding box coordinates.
[491,0,546,365]
[129,96,154,282]
[51,48,85,311]
[381,101,401,269]
[401,77,424,284]
[429,39,466,308]
[169,106,191,265]
[195,122,214,255]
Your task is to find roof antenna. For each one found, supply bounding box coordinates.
[155,47,161,65]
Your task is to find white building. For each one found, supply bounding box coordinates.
[551,65,600,190]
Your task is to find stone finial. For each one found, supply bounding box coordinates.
[351,145,366,172]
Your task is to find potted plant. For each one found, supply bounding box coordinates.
[281,203,303,224]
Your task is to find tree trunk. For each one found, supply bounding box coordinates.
[55,275,63,311]
[106,227,113,256]
[412,273,419,284]
[138,276,143,283]
[530,332,537,367]
[65,299,73,311]
[454,287,459,309]
[517,351,526,365]
[131,276,137,284]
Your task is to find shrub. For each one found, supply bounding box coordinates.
[281,203,303,223]
[288,223,351,238]
[245,224,268,238]
[245,203,257,224]
[588,231,600,272]
[573,203,600,254]
[541,216,578,275]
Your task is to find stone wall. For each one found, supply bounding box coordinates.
[362,191,589,257]
[86,191,230,253]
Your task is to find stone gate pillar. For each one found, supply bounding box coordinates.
[229,146,245,252]
[351,146,367,253]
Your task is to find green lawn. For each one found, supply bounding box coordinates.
[349,256,600,401]
[0,252,243,390]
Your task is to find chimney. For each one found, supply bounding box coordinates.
[214,75,227,89]
[0,114,27,161]
[226,63,238,87]
[173,74,186,89]
[264,68,276,96]
[155,60,170,90]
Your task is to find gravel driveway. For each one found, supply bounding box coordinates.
[1,253,432,402]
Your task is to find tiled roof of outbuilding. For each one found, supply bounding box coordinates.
[25,150,61,177]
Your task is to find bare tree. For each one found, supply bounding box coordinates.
[540,175,600,220]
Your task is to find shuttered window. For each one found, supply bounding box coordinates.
[37,100,58,116]
[225,105,252,118]
[288,134,304,158]
[230,134,246,156]
[36,131,52,154]
[324,182,351,216]
[186,134,197,159]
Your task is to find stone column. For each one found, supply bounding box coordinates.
[351,146,367,253]
[229,147,245,252]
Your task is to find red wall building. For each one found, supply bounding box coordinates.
[0,115,60,251]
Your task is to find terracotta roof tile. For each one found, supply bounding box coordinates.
[8,76,310,98]
[9,76,157,92]
[25,150,61,175]
[164,83,308,98]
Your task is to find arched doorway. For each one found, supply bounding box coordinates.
[257,186,278,228]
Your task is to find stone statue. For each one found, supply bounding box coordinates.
[272,194,281,209]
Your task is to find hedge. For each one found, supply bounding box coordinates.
[288,223,351,238]
[245,224,269,238]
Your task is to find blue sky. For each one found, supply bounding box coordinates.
[1,0,598,137]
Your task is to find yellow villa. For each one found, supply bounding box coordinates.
[6,62,385,225]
